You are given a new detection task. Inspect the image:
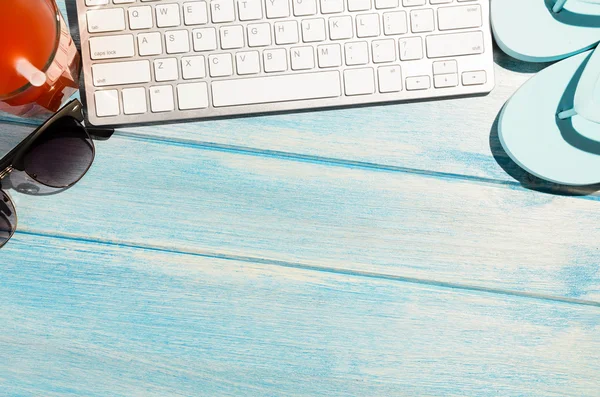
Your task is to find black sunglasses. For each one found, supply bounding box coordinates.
[0,99,112,248]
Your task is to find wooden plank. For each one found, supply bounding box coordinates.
[0,0,554,188]
[1,126,599,301]
[1,233,598,396]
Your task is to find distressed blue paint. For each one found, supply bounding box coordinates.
[1,234,599,397]
[0,1,597,395]
[0,129,599,301]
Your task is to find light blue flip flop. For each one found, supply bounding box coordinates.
[492,0,600,62]
[498,45,600,186]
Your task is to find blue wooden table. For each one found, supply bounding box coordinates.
[1,2,599,395]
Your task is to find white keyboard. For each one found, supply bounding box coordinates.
[76,0,495,127]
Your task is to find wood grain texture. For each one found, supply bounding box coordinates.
[0,3,598,395]
[0,126,599,302]
[1,233,599,397]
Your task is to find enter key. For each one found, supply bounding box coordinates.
[437,5,482,31]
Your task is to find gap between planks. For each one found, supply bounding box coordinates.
[2,123,599,302]
[0,117,598,201]
[15,229,600,309]
[118,131,600,199]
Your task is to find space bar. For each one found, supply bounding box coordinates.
[212,71,341,107]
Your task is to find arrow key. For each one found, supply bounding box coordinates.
[406,75,430,91]
[434,73,458,88]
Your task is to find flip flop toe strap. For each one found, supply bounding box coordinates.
[558,46,600,123]
[553,0,600,13]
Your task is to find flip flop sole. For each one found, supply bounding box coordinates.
[499,50,600,186]
[492,0,600,62]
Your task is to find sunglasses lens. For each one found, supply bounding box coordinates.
[0,191,16,247]
[23,117,94,188]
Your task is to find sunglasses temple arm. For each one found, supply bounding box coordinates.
[86,127,115,140]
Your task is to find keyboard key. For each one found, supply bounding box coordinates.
[128,6,153,30]
[410,8,434,33]
[87,8,125,33]
[377,65,402,93]
[182,55,207,79]
[92,60,151,87]
[383,11,407,35]
[177,82,209,109]
[302,18,326,42]
[438,5,482,31]
[95,90,120,117]
[266,0,290,18]
[154,58,179,81]
[122,87,148,115]
[138,32,163,56]
[209,53,234,76]
[211,0,236,22]
[434,73,458,88]
[89,34,134,60]
[238,0,263,20]
[184,2,209,25]
[344,68,375,96]
[329,16,353,40]
[166,30,191,53]
[275,21,300,44]
[371,39,395,63]
[433,60,457,75]
[320,0,344,14]
[426,31,484,58]
[220,25,245,49]
[406,75,430,90]
[356,14,379,38]
[293,0,317,16]
[156,4,181,27]
[247,23,272,47]
[192,28,218,51]
[344,41,369,65]
[317,44,342,67]
[86,0,108,5]
[348,0,371,11]
[150,85,175,112]
[290,46,315,70]
[263,48,288,72]
[398,37,423,60]
[462,70,487,86]
[403,0,425,5]
[212,71,341,106]
[375,0,398,9]
[236,51,261,74]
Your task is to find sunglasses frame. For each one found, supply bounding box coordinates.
[0,99,113,248]
[0,190,16,248]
